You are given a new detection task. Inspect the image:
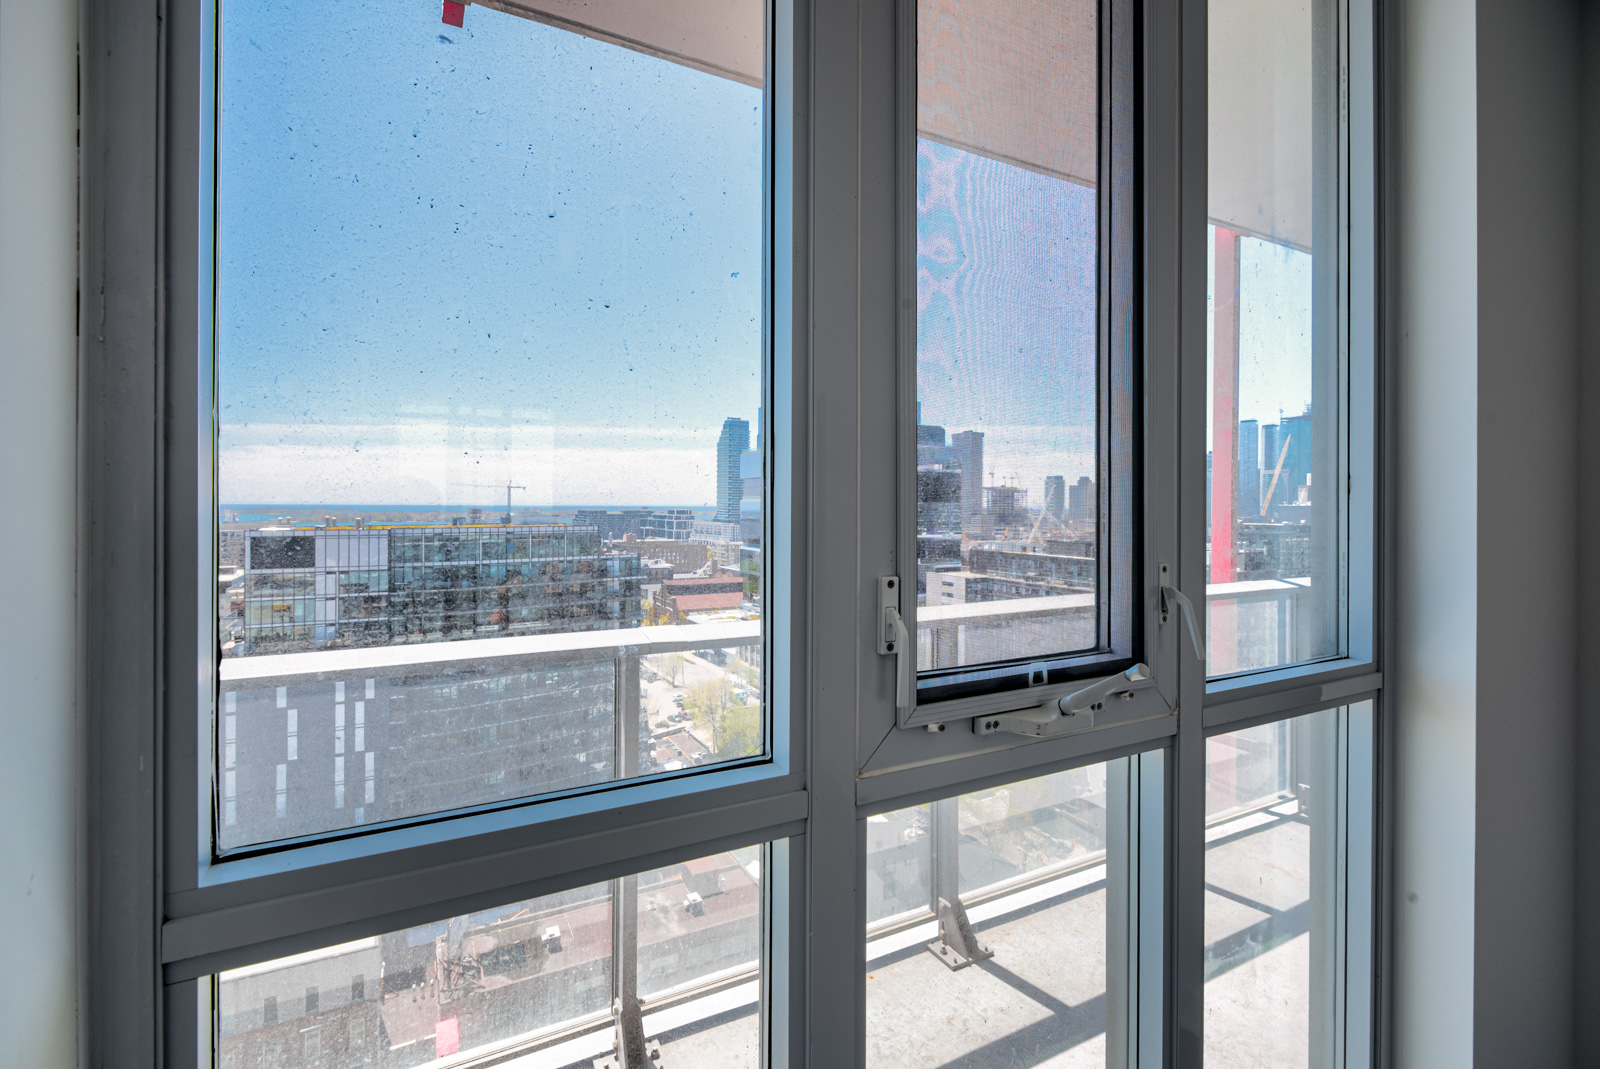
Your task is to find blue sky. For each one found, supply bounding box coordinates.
[217,1,1313,508]
[217,1,762,506]
[1207,227,1315,459]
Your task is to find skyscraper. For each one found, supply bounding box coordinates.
[739,448,762,542]
[1259,423,1282,506]
[1237,419,1261,520]
[1068,476,1096,524]
[1044,475,1067,521]
[1279,408,1313,505]
[715,417,750,523]
[952,430,986,538]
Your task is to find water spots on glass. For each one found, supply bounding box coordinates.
[215,0,770,849]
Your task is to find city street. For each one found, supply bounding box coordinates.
[641,649,761,741]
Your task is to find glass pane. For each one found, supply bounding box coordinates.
[1206,0,1342,676]
[866,761,1120,1067]
[1204,706,1370,1067]
[214,0,767,849]
[867,804,931,925]
[914,0,1101,675]
[637,845,765,1066]
[956,763,1109,896]
[214,847,764,1069]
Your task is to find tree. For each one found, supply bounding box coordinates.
[716,703,760,760]
[685,676,761,760]
[657,653,687,687]
[727,655,759,690]
[685,676,736,750]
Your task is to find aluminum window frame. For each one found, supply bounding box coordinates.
[176,0,802,885]
[83,0,816,1064]
[79,0,1393,1065]
[1199,0,1380,696]
[895,0,1143,714]
[856,0,1189,787]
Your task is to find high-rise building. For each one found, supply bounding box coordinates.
[1279,408,1314,505]
[984,485,1030,530]
[917,424,956,470]
[1068,476,1096,524]
[952,430,987,538]
[739,448,762,542]
[1044,475,1067,521]
[572,508,654,541]
[1237,419,1261,520]
[239,523,643,654]
[644,508,695,540]
[715,417,751,523]
[1259,422,1282,502]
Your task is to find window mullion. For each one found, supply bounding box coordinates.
[800,0,877,1060]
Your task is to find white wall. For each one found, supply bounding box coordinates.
[1395,0,1579,1064]
[0,0,81,1066]
[1393,0,1480,1060]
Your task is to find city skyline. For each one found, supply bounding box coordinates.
[217,2,762,506]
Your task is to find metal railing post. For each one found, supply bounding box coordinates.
[615,649,642,780]
[925,796,991,970]
[600,647,659,1069]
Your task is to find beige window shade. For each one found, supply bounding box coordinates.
[473,0,1309,247]
[917,0,1098,188]
[1208,0,1313,250]
[473,0,765,87]
[470,0,1101,184]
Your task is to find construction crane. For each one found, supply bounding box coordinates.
[462,481,526,525]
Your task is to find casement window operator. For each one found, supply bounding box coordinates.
[878,566,1199,736]
[973,663,1152,738]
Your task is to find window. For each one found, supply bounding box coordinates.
[906,0,1138,712]
[865,754,1163,1067]
[1204,704,1375,1066]
[214,846,767,1069]
[84,0,1385,1063]
[157,2,795,1067]
[214,0,772,851]
[1204,0,1370,679]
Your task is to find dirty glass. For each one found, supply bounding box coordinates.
[1205,0,1343,677]
[1204,705,1371,1067]
[865,761,1119,1068]
[214,846,764,1069]
[913,0,1103,678]
[213,0,768,850]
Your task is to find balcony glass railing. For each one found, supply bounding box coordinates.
[218,621,763,851]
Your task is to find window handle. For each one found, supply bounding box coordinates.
[975,663,1151,738]
[1059,662,1151,714]
[878,576,914,711]
[1160,581,1207,662]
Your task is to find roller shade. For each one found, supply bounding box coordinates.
[1208,0,1313,250]
[917,0,1098,187]
[472,0,1311,248]
[473,0,765,87]
[469,0,1100,183]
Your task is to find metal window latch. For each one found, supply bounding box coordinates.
[1159,572,1207,662]
[974,663,1151,737]
[878,576,913,711]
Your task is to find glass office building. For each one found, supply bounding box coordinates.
[239,524,644,655]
